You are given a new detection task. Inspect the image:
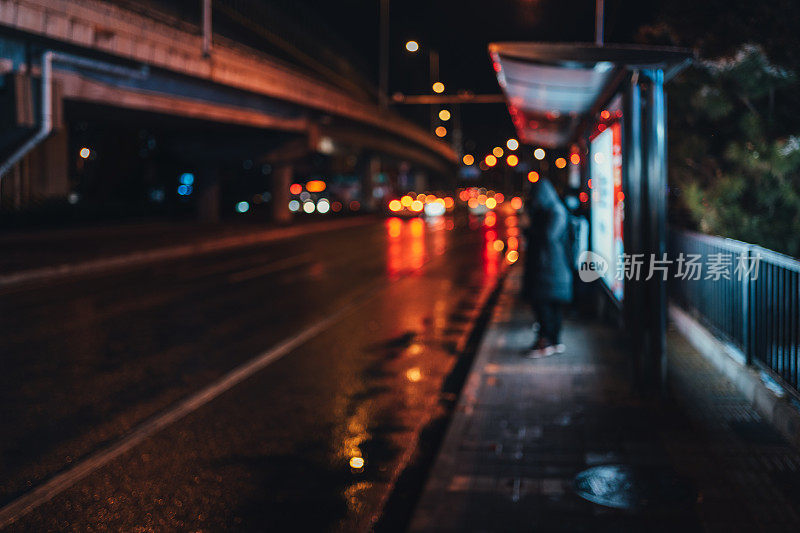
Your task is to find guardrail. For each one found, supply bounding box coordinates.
[112,0,375,98]
[669,229,800,395]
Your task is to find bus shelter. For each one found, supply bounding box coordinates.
[489,42,693,393]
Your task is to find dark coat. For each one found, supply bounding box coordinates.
[524,178,573,303]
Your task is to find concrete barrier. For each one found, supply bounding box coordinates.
[670,304,800,449]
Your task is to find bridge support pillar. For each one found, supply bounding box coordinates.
[272,163,292,223]
[33,127,69,199]
[1,80,68,209]
[364,155,380,212]
[197,169,220,223]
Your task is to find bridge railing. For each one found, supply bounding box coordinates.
[112,0,375,99]
[669,229,800,395]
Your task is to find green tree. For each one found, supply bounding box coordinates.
[670,46,800,256]
[639,0,800,257]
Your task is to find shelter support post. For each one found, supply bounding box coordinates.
[642,69,668,395]
[622,72,646,392]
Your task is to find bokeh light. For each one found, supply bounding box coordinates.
[306,180,326,193]
[406,367,422,382]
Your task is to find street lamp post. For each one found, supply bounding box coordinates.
[595,0,604,46]
[201,0,212,57]
[379,0,389,108]
[380,23,465,151]
[429,49,440,131]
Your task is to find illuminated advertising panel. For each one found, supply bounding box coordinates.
[589,122,624,301]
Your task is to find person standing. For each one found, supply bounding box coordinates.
[523,177,573,358]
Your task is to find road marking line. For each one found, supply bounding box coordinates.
[0,294,367,528]
[227,252,314,283]
[0,226,475,527]
[0,217,374,289]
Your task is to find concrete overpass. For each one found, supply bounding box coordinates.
[0,0,457,220]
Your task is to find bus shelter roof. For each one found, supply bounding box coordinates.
[488,42,694,148]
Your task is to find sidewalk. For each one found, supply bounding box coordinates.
[410,266,800,532]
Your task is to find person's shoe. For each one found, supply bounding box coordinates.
[525,339,556,359]
[554,343,566,353]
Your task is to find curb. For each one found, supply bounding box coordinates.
[407,266,516,532]
[367,262,511,530]
[0,217,373,288]
[669,304,800,449]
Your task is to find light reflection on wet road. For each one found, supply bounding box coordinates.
[1,212,520,531]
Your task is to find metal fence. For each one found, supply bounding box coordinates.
[669,229,800,394]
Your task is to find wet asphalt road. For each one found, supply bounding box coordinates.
[1,214,518,531]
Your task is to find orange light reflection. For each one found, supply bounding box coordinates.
[386,217,428,277]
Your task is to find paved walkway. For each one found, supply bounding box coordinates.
[410,267,800,532]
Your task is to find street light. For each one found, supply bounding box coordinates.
[506,138,519,150]
[534,148,546,160]
[432,82,445,94]
[435,126,447,137]
[405,40,419,52]
[438,109,451,121]
[492,146,504,158]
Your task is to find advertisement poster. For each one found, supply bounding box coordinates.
[589,122,624,301]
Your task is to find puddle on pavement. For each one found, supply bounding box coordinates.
[574,464,697,510]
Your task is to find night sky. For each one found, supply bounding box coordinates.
[294,0,664,154]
